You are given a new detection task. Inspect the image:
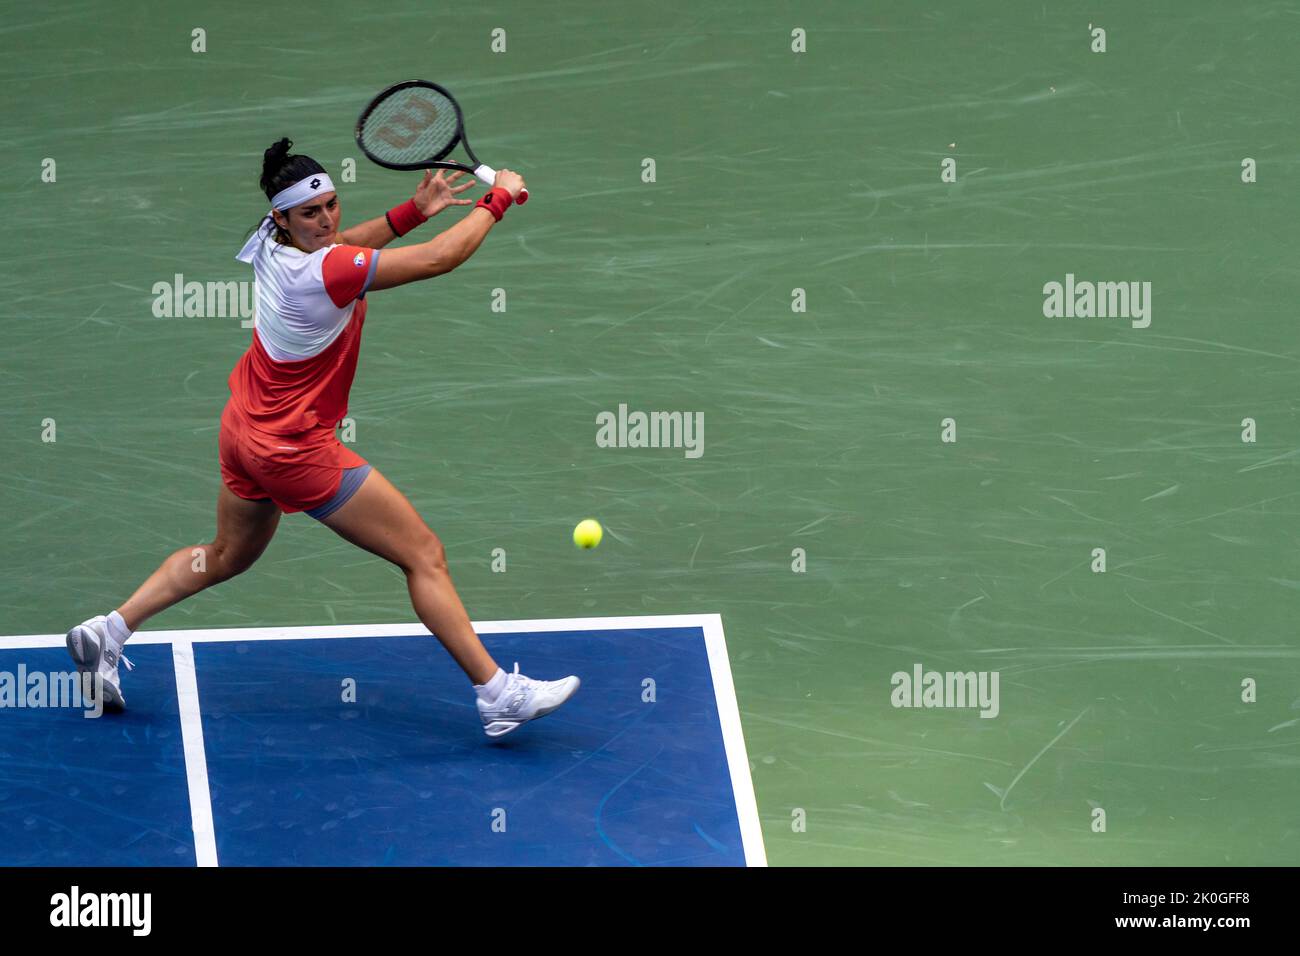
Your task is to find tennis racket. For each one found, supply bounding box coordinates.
[355,79,529,204]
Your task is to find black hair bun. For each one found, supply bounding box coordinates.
[259,138,294,193]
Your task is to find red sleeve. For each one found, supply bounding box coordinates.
[322,245,379,308]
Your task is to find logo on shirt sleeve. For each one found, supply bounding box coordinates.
[353,252,366,267]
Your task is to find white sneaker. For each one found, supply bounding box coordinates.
[477,663,580,739]
[66,615,133,711]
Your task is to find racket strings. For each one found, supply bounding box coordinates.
[360,88,460,165]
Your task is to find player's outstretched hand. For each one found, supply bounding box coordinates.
[414,169,476,217]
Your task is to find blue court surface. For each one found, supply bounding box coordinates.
[0,615,764,866]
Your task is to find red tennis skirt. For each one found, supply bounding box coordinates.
[218,400,368,513]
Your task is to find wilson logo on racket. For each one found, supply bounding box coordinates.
[377,97,441,149]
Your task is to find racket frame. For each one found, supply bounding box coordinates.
[355,79,527,203]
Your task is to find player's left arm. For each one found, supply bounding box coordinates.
[338,171,478,248]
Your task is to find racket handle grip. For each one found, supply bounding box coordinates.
[474,164,529,206]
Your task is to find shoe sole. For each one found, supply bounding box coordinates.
[66,625,126,711]
[482,677,580,739]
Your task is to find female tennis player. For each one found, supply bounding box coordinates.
[66,138,579,738]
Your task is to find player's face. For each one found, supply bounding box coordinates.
[278,192,341,252]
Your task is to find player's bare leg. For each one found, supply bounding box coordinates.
[117,487,283,630]
[68,486,281,709]
[320,468,578,737]
[318,468,497,683]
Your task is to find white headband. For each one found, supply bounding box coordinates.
[236,173,337,263]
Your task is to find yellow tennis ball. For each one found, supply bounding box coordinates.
[573,518,603,549]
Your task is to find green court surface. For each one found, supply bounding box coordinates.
[3,0,1299,865]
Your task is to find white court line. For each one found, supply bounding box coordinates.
[0,614,726,648]
[1,613,766,867]
[701,614,767,867]
[171,641,218,867]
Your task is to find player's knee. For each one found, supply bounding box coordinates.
[210,542,258,580]
[411,535,448,577]
[225,552,258,578]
